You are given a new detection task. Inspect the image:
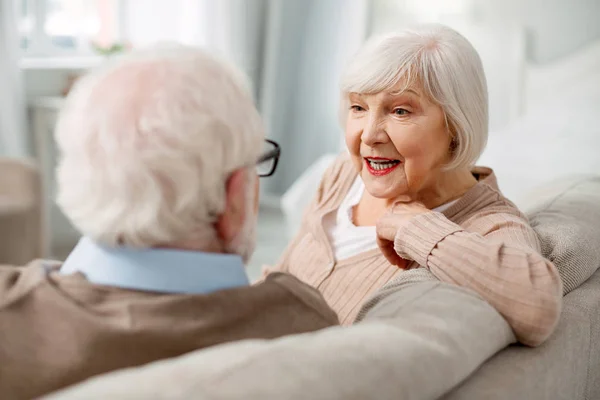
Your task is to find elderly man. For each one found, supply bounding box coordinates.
[0,47,338,400]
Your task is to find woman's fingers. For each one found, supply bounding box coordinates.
[377,236,406,267]
[376,201,431,267]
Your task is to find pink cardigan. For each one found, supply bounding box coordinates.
[265,154,562,346]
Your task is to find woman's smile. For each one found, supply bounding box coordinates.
[364,157,401,176]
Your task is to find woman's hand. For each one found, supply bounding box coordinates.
[376,200,431,267]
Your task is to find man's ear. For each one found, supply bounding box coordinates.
[214,169,248,244]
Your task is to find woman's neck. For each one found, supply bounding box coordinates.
[354,167,477,226]
[412,167,478,209]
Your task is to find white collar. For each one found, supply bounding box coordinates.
[60,237,249,294]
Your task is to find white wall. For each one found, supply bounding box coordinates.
[371,0,600,132]
[517,0,600,63]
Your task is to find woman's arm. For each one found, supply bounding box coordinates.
[390,208,562,347]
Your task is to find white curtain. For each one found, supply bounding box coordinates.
[123,0,268,99]
[0,0,28,157]
[187,0,369,196]
[197,0,268,97]
[258,0,369,196]
[124,0,369,196]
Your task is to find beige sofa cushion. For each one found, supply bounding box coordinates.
[444,268,600,400]
[527,176,600,294]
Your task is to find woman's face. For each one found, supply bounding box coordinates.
[345,84,452,201]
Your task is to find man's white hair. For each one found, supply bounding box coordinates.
[340,24,488,169]
[55,46,264,247]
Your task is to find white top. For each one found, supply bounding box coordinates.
[324,177,458,261]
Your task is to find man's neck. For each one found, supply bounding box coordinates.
[157,235,225,254]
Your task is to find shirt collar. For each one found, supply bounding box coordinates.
[60,237,249,294]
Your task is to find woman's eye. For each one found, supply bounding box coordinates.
[350,105,365,112]
[393,108,409,116]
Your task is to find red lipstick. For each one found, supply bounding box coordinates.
[364,157,401,176]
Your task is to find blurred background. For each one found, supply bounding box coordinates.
[0,0,599,278]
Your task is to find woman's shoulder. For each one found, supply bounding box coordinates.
[314,152,357,205]
[323,152,355,180]
[451,166,527,222]
[453,167,542,250]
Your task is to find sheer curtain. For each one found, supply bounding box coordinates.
[0,0,28,157]
[197,0,268,97]
[258,0,369,196]
[259,0,369,196]
[124,0,268,98]
[187,0,368,197]
[124,0,369,197]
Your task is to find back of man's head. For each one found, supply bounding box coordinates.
[55,46,264,256]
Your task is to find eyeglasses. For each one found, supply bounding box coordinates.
[256,139,280,178]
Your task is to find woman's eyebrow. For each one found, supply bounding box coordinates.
[387,89,420,97]
[348,93,367,103]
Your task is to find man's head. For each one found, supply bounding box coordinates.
[55,46,264,262]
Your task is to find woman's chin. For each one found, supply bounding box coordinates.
[361,175,408,200]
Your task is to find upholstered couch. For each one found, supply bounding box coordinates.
[45,175,600,399]
[0,158,43,265]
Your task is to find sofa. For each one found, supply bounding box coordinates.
[45,175,600,399]
[0,158,43,265]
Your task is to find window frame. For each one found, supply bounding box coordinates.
[20,0,125,58]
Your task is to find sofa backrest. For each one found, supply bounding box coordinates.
[527,176,600,295]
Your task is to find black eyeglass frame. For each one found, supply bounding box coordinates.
[256,139,281,177]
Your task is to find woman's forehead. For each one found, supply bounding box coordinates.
[349,86,423,99]
[349,74,425,97]
[385,75,424,95]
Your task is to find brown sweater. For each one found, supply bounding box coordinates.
[266,154,562,346]
[0,262,338,399]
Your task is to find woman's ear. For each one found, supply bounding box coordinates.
[445,117,458,153]
[214,169,248,244]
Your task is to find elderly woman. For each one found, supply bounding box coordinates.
[266,24,562,346]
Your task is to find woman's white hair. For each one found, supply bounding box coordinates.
[55,45,264,247]
[340,24,488,169]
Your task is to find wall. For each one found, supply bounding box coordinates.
[517,0,600,63]
[370,0,600,132]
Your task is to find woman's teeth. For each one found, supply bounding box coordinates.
[367,159,400,170]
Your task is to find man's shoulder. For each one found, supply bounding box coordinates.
[0,260,58,305]
[256,273,339,325]
[0,264,23,294]
[0,259,46,280]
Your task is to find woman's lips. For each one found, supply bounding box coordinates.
[364,157,401,176]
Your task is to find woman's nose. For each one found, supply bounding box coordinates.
[361,116,388,146]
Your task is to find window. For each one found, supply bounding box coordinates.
[19,0,122,56]
[18,0,212,61]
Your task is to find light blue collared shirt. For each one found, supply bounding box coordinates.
[60,237,249,294]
